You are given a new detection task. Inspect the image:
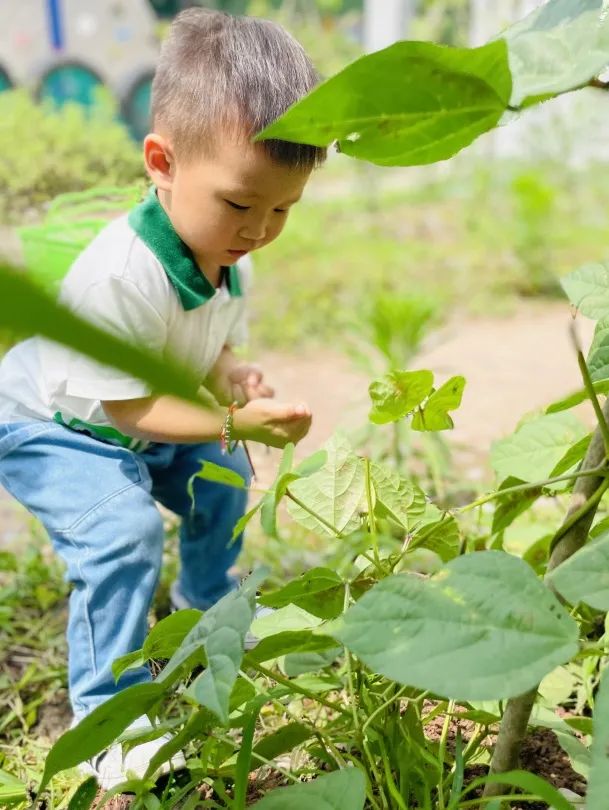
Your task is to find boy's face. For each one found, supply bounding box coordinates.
[157,138,312,273]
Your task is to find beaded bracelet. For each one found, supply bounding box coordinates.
[220,401,239,455]
[220,401,257,482]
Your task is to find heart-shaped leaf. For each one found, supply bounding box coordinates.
[327,551,578,700]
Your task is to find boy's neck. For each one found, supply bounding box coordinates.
[156,187,222,288]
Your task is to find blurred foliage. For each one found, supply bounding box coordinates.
[0,90,144,223]
[247,0,361,76]
[249,158,609,348]
[509,169,561,296]
[411,0,470,46]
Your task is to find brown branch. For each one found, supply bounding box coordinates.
[483,398,609,802]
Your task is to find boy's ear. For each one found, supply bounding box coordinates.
[143,133,174,190]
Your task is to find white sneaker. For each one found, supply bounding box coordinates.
[169,582,272,650]
[76,718,186,790]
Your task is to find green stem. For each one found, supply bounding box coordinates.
[238,669,346,770]
[250,661,353,721]
[285,490,343,537]
[214,732,300,785]
[459,465,608,514]
[343,583,361,733]
[437,700,455,810]
[378,737,408,810]
[363,737,390,810]
[576,342,609,456]
[362,685,408,736]
[549,476,609,553]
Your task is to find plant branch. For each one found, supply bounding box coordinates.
[250,660,352,720]
[459,465,608,513]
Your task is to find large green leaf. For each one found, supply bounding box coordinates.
[0,266,199,403]
[368,370,434,424]
[257,39,511,167]
[327,551,578,701]
[587,317,609,381]
[504,0,609,106]
[253,767,366,809]
[548,529,609,609]
[258,568,344,620]
[561,262,609,320]
[586,665,609,810]
[159,571,266,725]
[411,375,466,431]
[244,629,337,665]
[112,609,202,681]
[287,434,365,537]
[39,682,166,792]
[490,412,588,482]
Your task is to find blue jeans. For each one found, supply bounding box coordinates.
[0,421,251,719]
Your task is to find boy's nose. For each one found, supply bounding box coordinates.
[238,222,267,242]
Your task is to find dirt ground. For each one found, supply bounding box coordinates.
[0,298,597,545]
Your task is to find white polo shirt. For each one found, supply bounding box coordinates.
[0,189,250,450]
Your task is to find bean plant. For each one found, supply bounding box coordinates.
[5,1,609,808]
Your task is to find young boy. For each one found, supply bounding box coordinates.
[0,8,324,786]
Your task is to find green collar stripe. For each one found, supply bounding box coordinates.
[128,189,242,311]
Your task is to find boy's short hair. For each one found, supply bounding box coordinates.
[152,8,326,170]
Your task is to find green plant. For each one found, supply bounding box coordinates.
[348,293,453,496]
[0,90,144,223]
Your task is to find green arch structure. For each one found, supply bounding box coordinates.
[37,60,104,110]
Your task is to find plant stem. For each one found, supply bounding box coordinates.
[549,476,609,554]
[285,490,343,537]
[214,732,300,784]
[573,325,609,456]
[343,583,361,733]
[362,685,408,736]
[437,700,455,810]
[250,660,352,720]
[378,737,408,810]
[238,669,347,770]
[459,465,608,513]
[363,737,390,810]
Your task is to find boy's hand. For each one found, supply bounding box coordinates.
[233,399,312,448]
[228,364,274,404]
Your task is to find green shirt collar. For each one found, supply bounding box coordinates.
[128,188,242,311]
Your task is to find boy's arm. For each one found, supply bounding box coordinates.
[101,392,311,448]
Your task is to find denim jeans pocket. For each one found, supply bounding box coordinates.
[0,421,62,460]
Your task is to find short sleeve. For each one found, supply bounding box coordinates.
[225,257,252,348]
[61,276,168,400]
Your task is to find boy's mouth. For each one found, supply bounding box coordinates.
[227,249,248,258]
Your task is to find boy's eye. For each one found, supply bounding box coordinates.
[274,208,288,214]
[225,200,250,211]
